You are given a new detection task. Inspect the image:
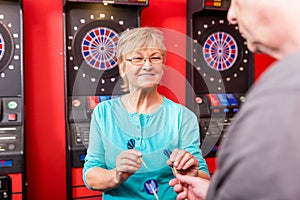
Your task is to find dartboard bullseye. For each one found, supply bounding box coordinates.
[203,31,238,71]
[0,33,4,61]
[81,27,119,71]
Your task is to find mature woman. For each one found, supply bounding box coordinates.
[83,27,209,200]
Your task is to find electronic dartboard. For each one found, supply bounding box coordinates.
[0,0,25,199]
[64,0,148,199]
[186,0,254,158]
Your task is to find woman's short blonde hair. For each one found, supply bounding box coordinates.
[116,27,166,92]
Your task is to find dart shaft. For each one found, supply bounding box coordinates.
[172,166,178,177]
[149,182,160,200]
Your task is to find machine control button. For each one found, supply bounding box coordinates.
[72,99,81,107]
[195,96,203,104]
[8,113,17,121]
[233,108,239,113]
[213,109,220,113]
[3,191,9,199]
[7,144,16,150]
[7,101,18,110]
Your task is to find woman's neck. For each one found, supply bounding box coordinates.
[121,89,163,114]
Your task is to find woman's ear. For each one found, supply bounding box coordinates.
[118,62,125,77]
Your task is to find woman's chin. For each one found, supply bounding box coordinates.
[139,82,159,90]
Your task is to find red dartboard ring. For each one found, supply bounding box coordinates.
[72,20,125,78]
[0,22,14,73]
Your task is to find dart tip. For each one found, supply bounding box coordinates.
[140,157,148,168]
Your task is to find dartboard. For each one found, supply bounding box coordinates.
[203,31,238,71]
[81,27,119,71]
[0,33,4,61]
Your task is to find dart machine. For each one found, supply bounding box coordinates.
[0,0,25,199]
[186,0,254,163]
[63,0,148,198]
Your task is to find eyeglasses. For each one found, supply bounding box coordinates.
[125,56,163,66]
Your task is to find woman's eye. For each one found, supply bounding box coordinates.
[150,57,162,62]
[132,57,144,61]
[151,57,161,60]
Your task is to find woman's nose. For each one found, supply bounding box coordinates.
[142,58,153,69]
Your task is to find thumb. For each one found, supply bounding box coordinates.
[176,174,199,187]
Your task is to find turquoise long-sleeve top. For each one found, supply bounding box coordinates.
[83,96,209,200]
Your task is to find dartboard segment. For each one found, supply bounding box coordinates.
[0,33,4,61]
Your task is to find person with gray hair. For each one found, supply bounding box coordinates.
[83,27,209,199]
[170,0,300,199]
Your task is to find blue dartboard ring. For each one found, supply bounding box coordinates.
[81,27,119,71]
[203,31,238,71]
[0,22,14,73]
[73,20,124,78]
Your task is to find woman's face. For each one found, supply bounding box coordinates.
[122,48,165,92]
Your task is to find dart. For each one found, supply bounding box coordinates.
[144,179,159,200]
[163,149,178,177]
[127,138,148,168]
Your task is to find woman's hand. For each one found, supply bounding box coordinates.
[167,148,199,177]
[115,149,143,183]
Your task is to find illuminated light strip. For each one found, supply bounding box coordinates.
[0,127,17,131]
[103,0,146,4]
[0,136,17,140]
[103,0,115,4]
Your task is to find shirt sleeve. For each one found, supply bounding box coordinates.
[82,104,107,189]
[180,106,210,177]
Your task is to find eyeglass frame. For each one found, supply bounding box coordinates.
[125,55,164,66]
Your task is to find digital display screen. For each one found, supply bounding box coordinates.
[205,0,231,10]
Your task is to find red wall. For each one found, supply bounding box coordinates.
[23,0,275,199]
[23,0,66,199]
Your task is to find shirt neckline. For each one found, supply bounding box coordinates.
[118,95,166,117]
